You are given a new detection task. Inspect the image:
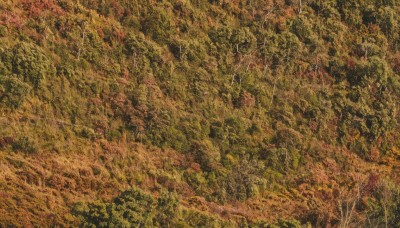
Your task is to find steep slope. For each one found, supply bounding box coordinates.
[1,0,400,227]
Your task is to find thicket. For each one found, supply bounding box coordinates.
[73,187,304,227]
[73,188,181,227]
[1,0,400,226]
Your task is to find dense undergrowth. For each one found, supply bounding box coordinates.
[1,0,400,227]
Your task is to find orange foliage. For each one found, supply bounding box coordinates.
[19,0,64,18]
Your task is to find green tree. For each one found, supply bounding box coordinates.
[0,76,31,109]
[11,42,55,89]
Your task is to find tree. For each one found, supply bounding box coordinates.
[0,75,31,109]
[11,42,55,89]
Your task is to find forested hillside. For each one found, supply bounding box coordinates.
[1,0,400,227]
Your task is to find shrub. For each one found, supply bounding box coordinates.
[81,31,104,64]
[124,32,163,74]
[12,136,38,154]
[208,26,233,49]
[180,208,234,227]
[209,120,225,140]
[73,188,155,227]
[190,140,221,172]
[210,162,259,202]
[160,126,189,152]
[141,7,175,43]
[209,26,256,54]
[155,191,180,226]
[124,33,148,57]
[224,117,246,145]
[74,187,235,227]
[231,27,256,54]
[273,219,303,228]
[0,76,31,109]
[0,25,7,37]
[365,180,400,227]
[56,63,76,79]
[259,30,302,68]
[112,188,156,226]
[291,16,320,48]
[377,7,398,38]
[73,126,97,140]
[337,0,363,27]
[11,42,55,89]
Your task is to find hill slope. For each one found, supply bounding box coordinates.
[1,0,400,226]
